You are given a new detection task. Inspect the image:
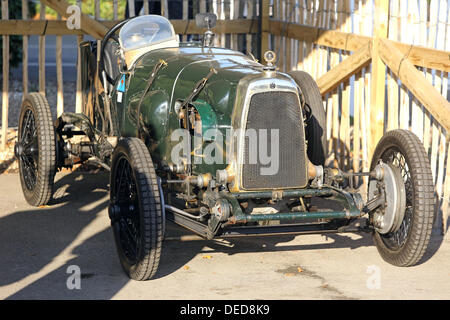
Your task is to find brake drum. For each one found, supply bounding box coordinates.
[368,163,406,234]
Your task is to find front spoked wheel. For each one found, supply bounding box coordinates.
[109,138,163,280]
[370,129,435,266]
[16,93,56,206]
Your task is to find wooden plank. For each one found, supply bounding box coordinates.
[336,0,346,168]
[1,0,9,151]
[428,0,440,184]
[386,0,399,131]
[280,0,286,68]
[113,0,118,19]
[435,0,448,234]
[285,0,292,72]
[317,43,372,95]
[162,0,169,18]
[361,0,372,191]
[261,0,270,56]
[378,38,450,133]
[75,0,82,114]
[369,0,389,159]
[296,0,306,70]
[246,0,254,55]
[56,13,63,117]
[398,0,409,131]
[329,0,339,165]
[303,0,313,75]
[324,0,333,156]
[41,0,109,39]
[39,3,46,95]
[353,0,363,181]
[409,0,423,140]
[143,0,149,15]
[21,0,28,100]
[127,0,135,17]
[182,0,188,42]
[442,141,450,234]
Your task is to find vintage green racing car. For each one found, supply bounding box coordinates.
[15,14,435,280]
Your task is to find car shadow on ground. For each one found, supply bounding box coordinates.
[0,170,445,298]
[0,171,129,299]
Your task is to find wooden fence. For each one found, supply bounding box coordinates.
[1,0,449,234]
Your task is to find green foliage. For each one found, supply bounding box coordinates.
[0,1,36,70]
[36,0,126,20]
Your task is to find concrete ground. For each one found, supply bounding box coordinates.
[0,171,448,300]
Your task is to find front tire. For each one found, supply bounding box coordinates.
[109,138,163,280]
[289,71,327,165]
[370,129,435,266]
[16,93,56,206]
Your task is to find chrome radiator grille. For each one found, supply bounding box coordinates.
[242,91,308,189]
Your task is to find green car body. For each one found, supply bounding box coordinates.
[113,46,268,176]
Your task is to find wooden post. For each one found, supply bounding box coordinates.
[162,0,169,18]
[39,3,46,95]
[75,0,82,114]
[1,0,9,152]
[261,0,270,58]
[21,0,28,100]
[128,0,135,17]
[56,13,63,117]
[143,0,149,15]
[369,0,389,159]
[246,0,254,55]
[182,0,188,42]
[113,0,118,19]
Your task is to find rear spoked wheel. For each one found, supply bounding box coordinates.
[109,138,163,280]
[16,93,56,206]
[370,129,434,266]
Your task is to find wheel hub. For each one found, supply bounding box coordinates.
[14,143,24,158]
[368,163,406,234]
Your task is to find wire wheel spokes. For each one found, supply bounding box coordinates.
[380,148,413,250]
[19,109,39,191]
[114,156,141,263]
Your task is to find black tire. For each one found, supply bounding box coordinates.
[289,71,327,165]
[370,129,435,266]
[17,93,56,206]
[109,137,163,280]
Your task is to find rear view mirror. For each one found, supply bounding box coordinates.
[195,13,217,29]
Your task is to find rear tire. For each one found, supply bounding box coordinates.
[16,93,56,206]
[289,71,327,165]
[109,137,163,280]
[370,129,434,266]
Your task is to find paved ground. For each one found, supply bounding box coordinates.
[0,172,449,300]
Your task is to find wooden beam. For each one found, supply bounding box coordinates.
[269,19,371,51]
[171,19,259,35]
[41,0,108,39]
[269,19,450,72]
[378,38,450,133]
[317,43,372,95]
[369,0,389,159]
[0,19,259,36]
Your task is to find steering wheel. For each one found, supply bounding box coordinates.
[99,17,134,86]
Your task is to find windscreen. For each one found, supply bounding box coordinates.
[119,15,177,52]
